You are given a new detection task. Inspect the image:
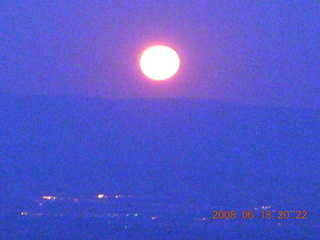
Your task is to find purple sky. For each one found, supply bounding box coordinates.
[1,1,319,108]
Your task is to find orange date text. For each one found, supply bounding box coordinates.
[212,210,307,220]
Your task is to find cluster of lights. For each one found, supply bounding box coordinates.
[261,205,272,210]
[19,194,211,223]
[96,194,128,199]
[40,194,129,201]
[254,205,272,210]
[42,195,57,200]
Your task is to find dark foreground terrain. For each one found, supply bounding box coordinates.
[1,215,320,239]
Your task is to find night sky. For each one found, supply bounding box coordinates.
[1,1,319,108]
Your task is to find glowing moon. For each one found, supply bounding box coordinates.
[140,46,180,81]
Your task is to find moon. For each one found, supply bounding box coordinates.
[140,46,180,81]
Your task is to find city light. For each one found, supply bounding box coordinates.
[42,196,56,200]
[97,194,106,199]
